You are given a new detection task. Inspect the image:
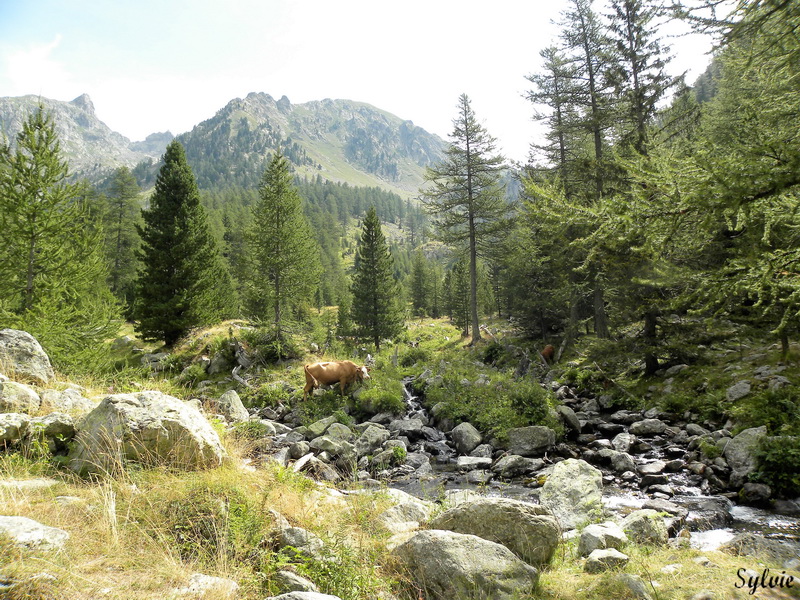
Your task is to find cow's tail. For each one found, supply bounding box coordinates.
[304,364,319,388]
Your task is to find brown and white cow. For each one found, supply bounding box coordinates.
[303,360,371,401]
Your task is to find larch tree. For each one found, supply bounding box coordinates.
[134,140,236,346]
[350,206,405,350]
[421,94,508,345]
[0,105,119,370]
[246,150,321,339]
[103,166,141,312]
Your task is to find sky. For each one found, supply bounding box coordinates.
[0,0,716,163]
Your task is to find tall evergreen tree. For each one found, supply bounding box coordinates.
[246,151,321,339]
[410,249,430,317]
[0,105,119,371]
[134,140,236,346]
[421,94,508,344]
[103,166,141,312]
[350,206,404,350]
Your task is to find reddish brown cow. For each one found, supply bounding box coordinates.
[303,360,371,401]
[541,344,555,364]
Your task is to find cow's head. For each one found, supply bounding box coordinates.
[357,365,371,382]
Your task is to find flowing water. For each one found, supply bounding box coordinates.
[392,380,800,552]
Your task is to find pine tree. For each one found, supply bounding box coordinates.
[351,206,404,350]
[246,151,321,339]
[421,94,508,344]
[410,249,430,317]
[134,140,236,346]
[0,105,119,371]
[103,166,141,312]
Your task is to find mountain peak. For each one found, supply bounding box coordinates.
[70,94,95,114]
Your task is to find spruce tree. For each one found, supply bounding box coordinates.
[421,94,508,344]
[350,206,404,350]
[410,249,430,317]
[246,150,321,339]
[134,140,235,346]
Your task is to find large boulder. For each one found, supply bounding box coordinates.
[506,426,556,457]
[723,426,767,482]
[0,515,69,551]
[539,459,604,529]
[355,424,390,458]
[451,422,482,455]
[578,521,628,557]
[67,391,226,476]
[584,548,629,573]
[629,418,667,436]
[216,389,249,423]
[0,381,40,414]
[620,509,669,546]
[429,497,559,566]
[0,413,30,444]
[491,454,544,479]
[40,388,96,415]
[0,329,55,385]
[392,529,538,600]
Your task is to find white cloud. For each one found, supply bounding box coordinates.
[3,35,77,98]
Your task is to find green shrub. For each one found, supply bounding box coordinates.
[356,383,405,416]
[241,382,292,408]
[698,439,722,459]
[400,346,431,367]
[241,328,303,362]
[231,420,272,441]
[752,435,800,498]
[297,389,350,425]
[178,362,208,386]
[728,388,800,435]
[508,379,550,425]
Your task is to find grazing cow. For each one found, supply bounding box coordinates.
[541,344,555,364]
[303,360,371,401]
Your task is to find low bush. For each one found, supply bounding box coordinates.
[752,435,800,498]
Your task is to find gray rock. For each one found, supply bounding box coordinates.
[726,381,751,402]
[456,456,492,471]
[491,455,544,479]
[387,418,424,439]
[40,388,95,415]
[392,529,539,600]
[719,532,799,564]
[355,424,390,458]
[739,482,772,506]
[578,522,628,557]
[0,413,30,444]
[275,570,319,593]
[306,416,337,439]
[539,459,604,529]
[507,425,556,457]
[686,423,711,437]
[0,381,41,414]
[26,412,75,449]
[0,515,69,551]
[430,497,559,566]
[451,422,482,455]
[469,443,494,458]
[174,573,239,598]
[277,526,326,560]
[629,419,667,436]
[556,405,581,432]
[67,391,226,476]
[216,389,249,423]
[615,574,654,600]
[621,509,668,545]
[465,469,492,484]
[638,460,666,475]
[609,451,636,473]
[723,426,767,478]
[584,548,629,573]
[289,441,310,459]
[0,329,54,385]
[612,432,635,453]
[325,422,354,441]
[378,497,434,534]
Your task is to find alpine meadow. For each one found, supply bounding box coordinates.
[1,2,800,600]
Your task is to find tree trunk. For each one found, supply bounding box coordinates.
[643,309,659,376]
[594,279,609,339]
[780,329,790,359]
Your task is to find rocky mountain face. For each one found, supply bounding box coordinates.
[0,92,446,196]
[177,92,446,193]
[0,94,170,181]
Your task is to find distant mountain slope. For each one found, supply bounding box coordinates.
[177,92,446,194]
[0,94,170,181]
[0,92,446,197]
